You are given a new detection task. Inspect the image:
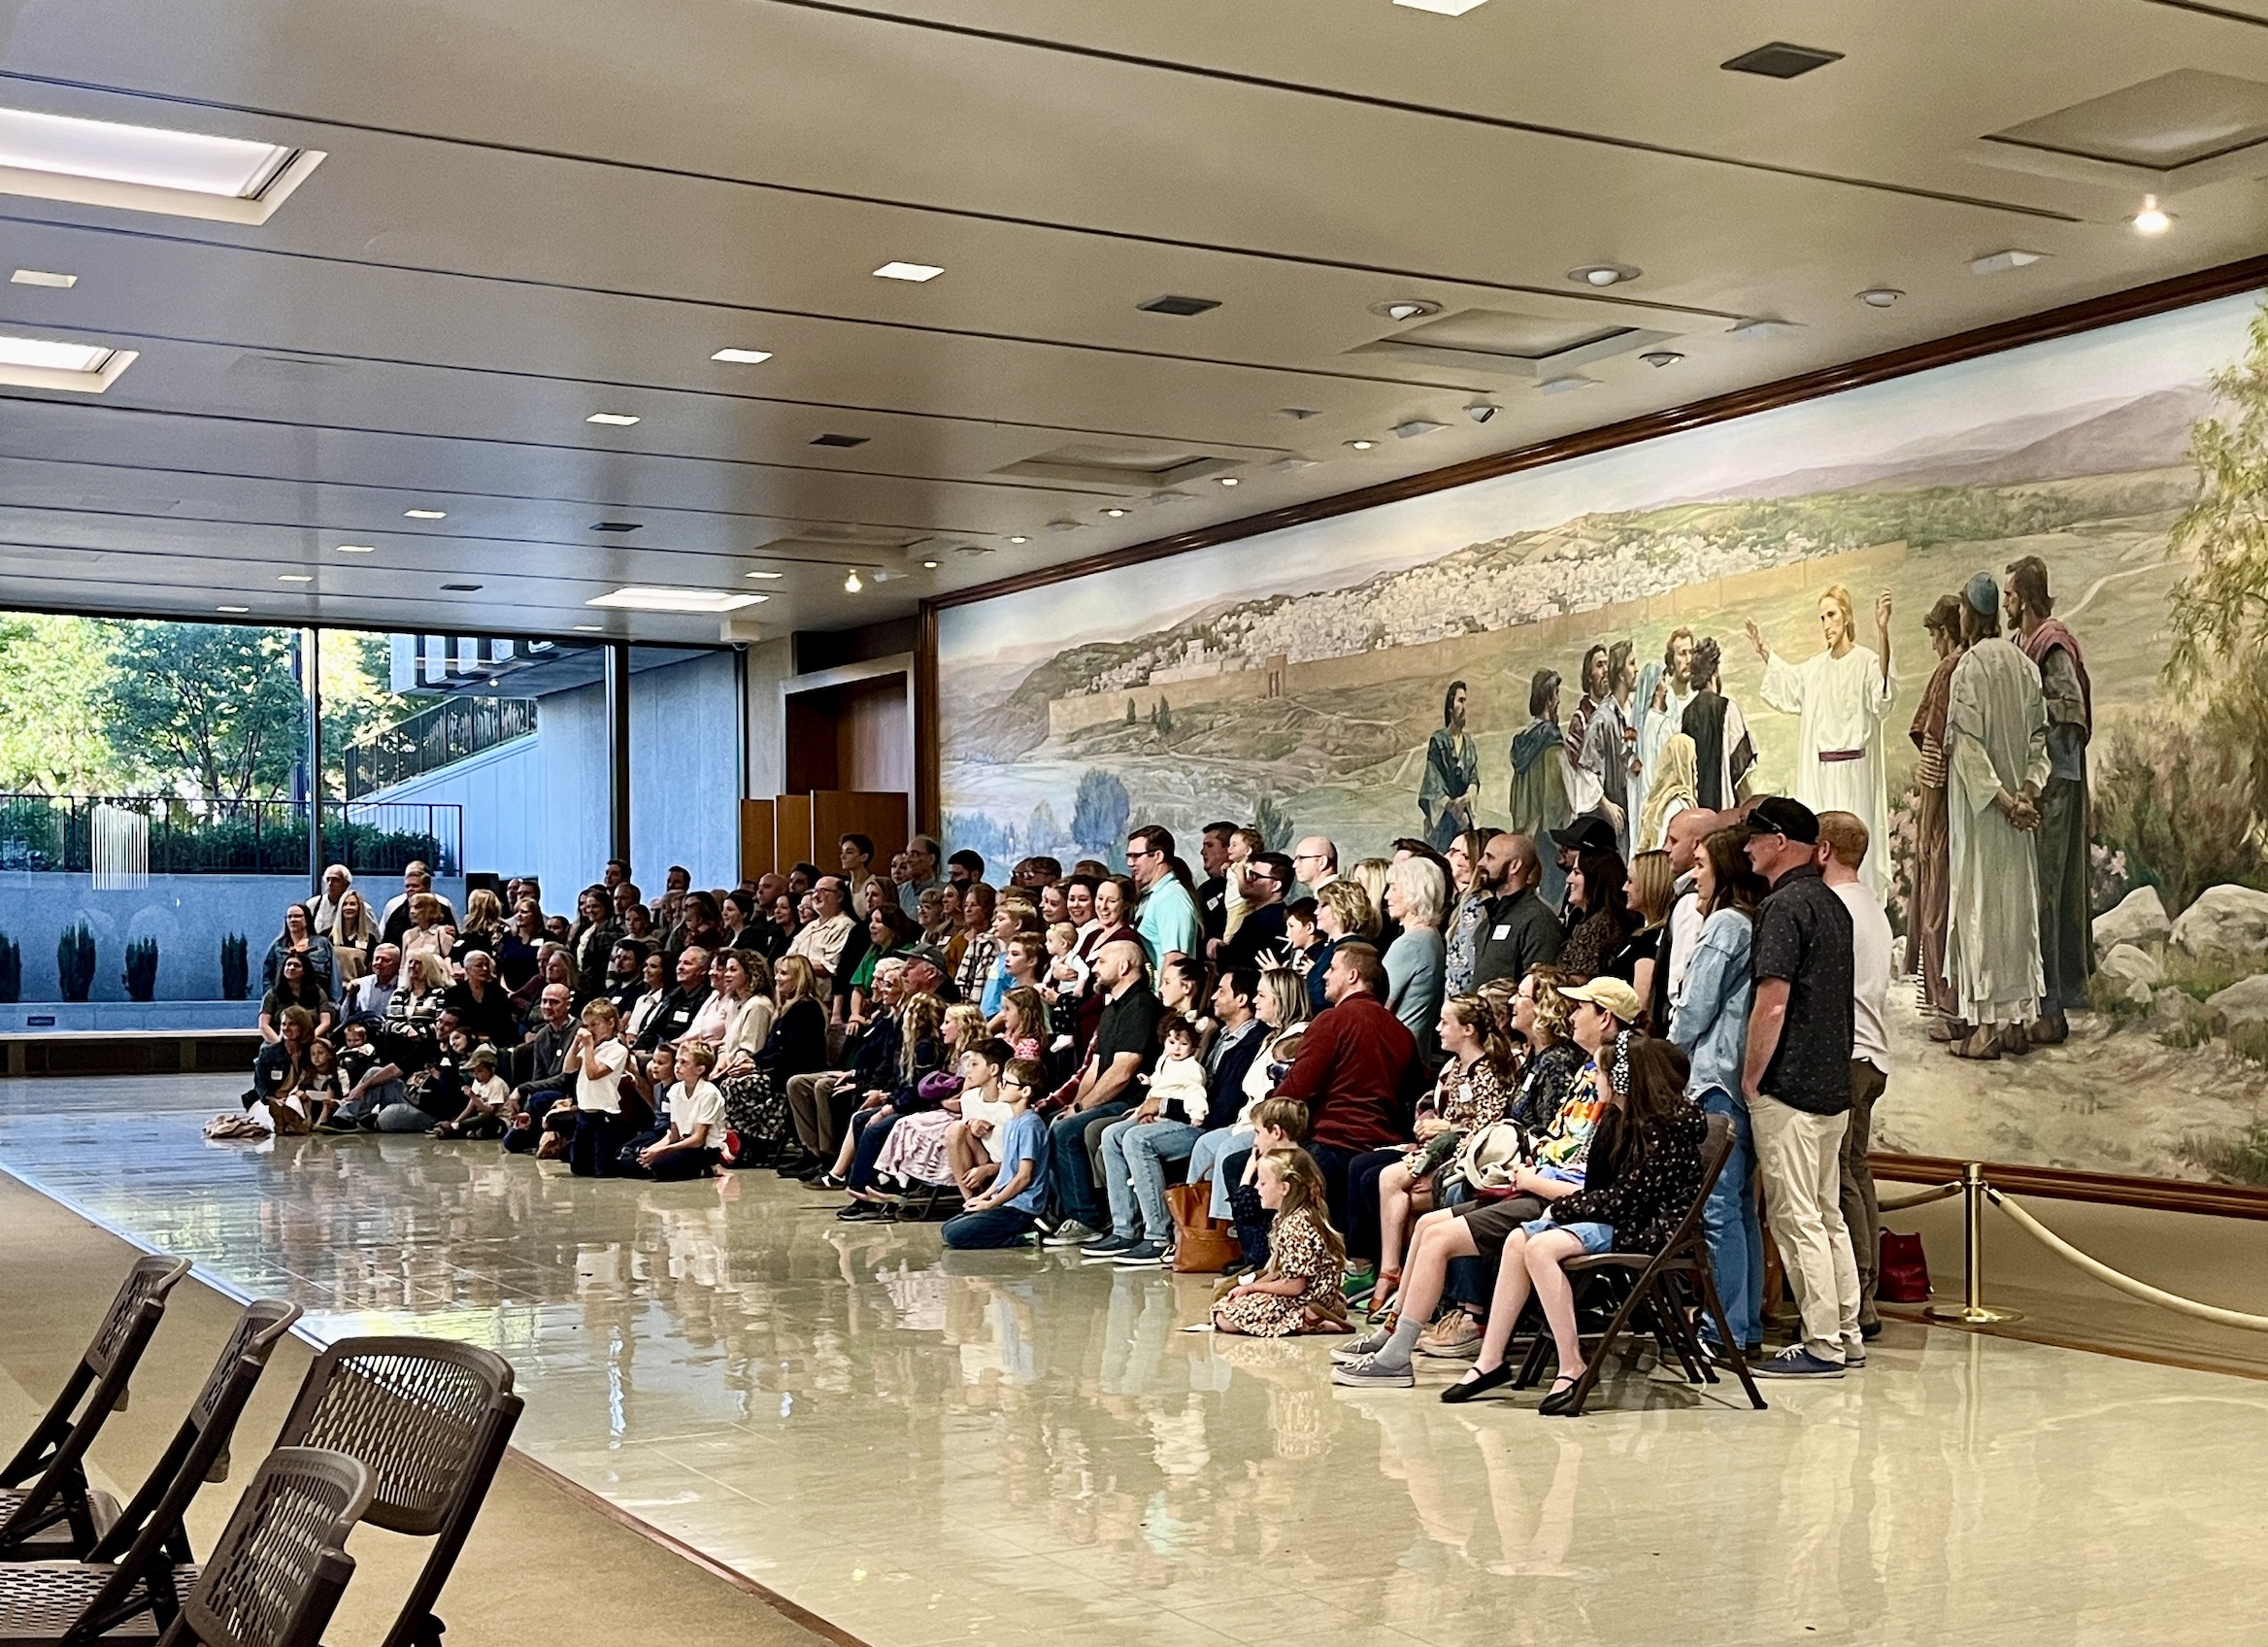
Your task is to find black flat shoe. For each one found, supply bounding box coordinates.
[1537,1374,1584,1417]
[1439,1363,1515,1405]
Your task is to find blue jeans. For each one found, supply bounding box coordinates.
[1101,1118,1201,1241]
[1187,1126,1252,1219]
[942,1206,1039,1249]
[848,1108,903,1191]
[1698,1087,1763,1350]
[1049,1098,1134,1227]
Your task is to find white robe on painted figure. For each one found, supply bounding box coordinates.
[1943,637,2050,1028]
[1757,644,1898,900]
[1638,680,1697,823]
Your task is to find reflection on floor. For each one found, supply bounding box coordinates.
[5,1074,2267,1647]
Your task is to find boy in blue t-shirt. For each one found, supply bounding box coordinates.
[943,1057,1051,1249]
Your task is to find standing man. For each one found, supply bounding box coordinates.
[1041,939,1162,1247]
[1907,596,1968,1041]
[1220,852,1294,971]
[307,864,352,938]
[1818,810,1891,1342]
[1746,587,1898,900]
[2007,555,2092,1045]
[1126,824,1202,966]
[381,861,457,946]
[1654,806,1720,1030]
[1197,822,1237,947]
[1291,836,1340,895]
[1509,669,1575,911]
[1945,574,2050,1061]
[1468,833,1564,988]
[898,835,946,918]
[1741,796,1861,1379]
[1418,680,1481,853]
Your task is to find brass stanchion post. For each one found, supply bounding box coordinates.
[1925,1161,2022,1325]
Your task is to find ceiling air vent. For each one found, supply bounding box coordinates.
[810,433,868,448]
[1137,294,1222,317]
[1721,42,1843,80]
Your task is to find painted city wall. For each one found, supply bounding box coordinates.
[939,288,2268,1190]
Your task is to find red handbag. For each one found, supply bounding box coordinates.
[1878,1228,1931,1303]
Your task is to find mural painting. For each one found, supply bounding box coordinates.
[938,289,2268,1189]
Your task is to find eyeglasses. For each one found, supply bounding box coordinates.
[1127,848,1159,860]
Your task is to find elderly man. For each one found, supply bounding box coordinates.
[501,984,578,1154]
[1126,824,1201,967]
[636,945,713,1052]
[1468,832,1564,989]
[307,864,352,938]
[1039,939,1163,1247]
[788,958,906,1172]
[896,942,959,1005]
[1291,835,1340,895]
[343,943,400,1022]
[788,877,856,985]
[898,835,946,918]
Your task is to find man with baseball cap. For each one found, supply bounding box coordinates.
[1741,795,1862,1378]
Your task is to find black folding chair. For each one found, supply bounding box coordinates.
[152,1447,374,1647]
[0,1297,302,1644]
[2,1297,302,1565]
[0,1257,193,1559]
[1514,1112,1769,1416]
[271,1338,521,1647]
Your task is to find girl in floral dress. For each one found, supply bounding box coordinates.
[1213,1150,1351,1338]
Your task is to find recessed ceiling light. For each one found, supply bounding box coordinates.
[844,570,863,593]
[1102,506,1128,518]
[1392,420,1446,438]
[277,573,314,584]
[2131,194,2173,236]
[1538,376,1599,394]
[440,583,484,592]
[574,624,605,632]
[873,260,945,282]
[710,348,774,364]
[0,106,323,223]
[811,432,868,448]
[1370,298,1442,322]
[1346,439,1377,451]
[921,558,940,568]
[1640,351,1684,368]
[1569,264,1641,287]
[586,412,640,426]
[1006,535,1028,544]
[403,507,447,520]
[1856,287,1903,308]
[1393,0,1490,14]
[1720,42,1844,79]
[0,331,137,392]
[334,544,377,555]
[743,569,784,580]
[1137,294,1221,317]
[1217,476,1241,486]
[10,268,75,288]
[216,605,249,614]
[1970,249,2046,275]
[587,587,765,613]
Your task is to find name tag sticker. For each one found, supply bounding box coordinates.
[1491,924,1513,940]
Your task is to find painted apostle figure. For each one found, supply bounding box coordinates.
[2007,555,2092,1045]
[1419,679,1481,853]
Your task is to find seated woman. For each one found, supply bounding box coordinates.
[833,992,948,1218]
[718,954,827,1165]
[846,903,917,1029]
[260,952,334,1045]
[499,897,548,1006]
[263,900,337,1000]
[1441,1037,1704,1409]
[1347,993,1513,1311]
[1331,975,1635,1387]
[868,1007,988,1192]
[1184,966,1311,1221]
[712,951,776,1080]
[1211,1149,1351,1337]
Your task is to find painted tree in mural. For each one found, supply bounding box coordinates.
[1071,768,1130,862]
[102,623,305,799]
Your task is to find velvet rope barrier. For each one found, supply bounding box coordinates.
[1986,1188,2268,1333]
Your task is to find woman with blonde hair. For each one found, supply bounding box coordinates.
[711,951,776,1080]
[331,889,379,988]
[721,953,824,1164]
[1637,731,1699,853]
[1614,850,1678,1014]
[1308,877,1377,1014]
[399,891,455,971]
[1213,1149,1351,1337]
[1350,857,1395,948]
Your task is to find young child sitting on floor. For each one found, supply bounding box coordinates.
[945,1037,1013,1198]
[432,1043,511,1139]
[1212,1147,1351,1338]
[631,1042,725,1180]
[1230,1097,1309,1270]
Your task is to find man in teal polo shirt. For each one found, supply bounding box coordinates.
[1126,824,1202,968]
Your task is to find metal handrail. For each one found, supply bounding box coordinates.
[346,697,535,798]
[0,794,461,876]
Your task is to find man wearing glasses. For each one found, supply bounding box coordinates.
[1125,825,1202,968]
[1291,836,1340,896]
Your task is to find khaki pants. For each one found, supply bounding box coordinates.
[1752,1092,1860,1362]
[786,1072,845,1157]
[1840,1060,1886,1328]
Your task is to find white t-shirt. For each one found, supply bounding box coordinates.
[577,1038,631,1112]
[469,1072,510,1109]
[670,1079,725,1144]
[1833,880,1893,1073]
[958,1083,1016,1161]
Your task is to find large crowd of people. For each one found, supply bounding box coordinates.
[241,779,1893,1408]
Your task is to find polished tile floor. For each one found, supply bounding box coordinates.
[4,1075,2265,1647]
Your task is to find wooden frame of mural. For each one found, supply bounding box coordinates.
[918,252,2268,1218]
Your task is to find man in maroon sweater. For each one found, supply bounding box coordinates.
[1272,941,1418,1228]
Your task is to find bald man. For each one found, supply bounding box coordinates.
[1291,836,1340,894]
[1657,807,1722,1027]
[1470,832,1564,989]
[1039,938,1163,1245]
